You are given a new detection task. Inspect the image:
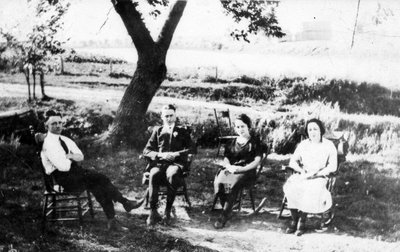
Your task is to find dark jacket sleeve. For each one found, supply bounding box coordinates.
[181,127,195,154]
[143,127,160,161]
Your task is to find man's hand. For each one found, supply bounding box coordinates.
[157,152,179,161]
[66,152,84,162]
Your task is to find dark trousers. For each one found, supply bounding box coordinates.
[148,165,184,211]
[214,169,255,218]
[53,164,126,219]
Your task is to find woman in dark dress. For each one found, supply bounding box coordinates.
[213,114,263,229]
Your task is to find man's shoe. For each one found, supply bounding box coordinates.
[213,216,227,229]
[146,210,162,226]
[123,198,145,212]
[315,222,329,233]
[285,220,297,234]
[164,209,173,225]
[107,218,129,232]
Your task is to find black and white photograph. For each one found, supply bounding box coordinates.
[1,0,400,251]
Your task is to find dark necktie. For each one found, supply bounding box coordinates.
[59,137,69,154]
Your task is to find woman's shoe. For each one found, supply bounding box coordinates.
[295,229,305,236]
[213,217,227,229]
[295,221,306,236]
[285,221,297,234]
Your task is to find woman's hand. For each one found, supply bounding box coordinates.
[226,165,242,174]
[224,165,236,174]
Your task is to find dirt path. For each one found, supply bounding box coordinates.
[130,203,400,252]
[0,83,271,116]
[2,82,400,251]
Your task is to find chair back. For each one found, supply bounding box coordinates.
[214,108,232,136]
[34,133,46,147]
[34,132,59,192]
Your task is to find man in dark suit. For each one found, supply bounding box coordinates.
[143,104,194,225]
[40,110,143,231]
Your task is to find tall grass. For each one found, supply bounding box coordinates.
[174,101,400,157]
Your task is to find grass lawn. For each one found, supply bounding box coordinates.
[2,141,400,251]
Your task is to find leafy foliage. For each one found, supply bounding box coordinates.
[133,0,285,42]
[0,0,70,72]
[221,0,285,42]
[64,50,127,64]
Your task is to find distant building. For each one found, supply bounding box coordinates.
[297,21,332,41]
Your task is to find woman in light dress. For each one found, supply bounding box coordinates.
[283,118,337,236]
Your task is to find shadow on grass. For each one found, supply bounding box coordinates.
[2,146,400,251]
[173,152,400,242]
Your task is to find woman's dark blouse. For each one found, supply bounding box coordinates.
[224,135,263,168]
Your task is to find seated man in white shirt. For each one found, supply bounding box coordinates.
[40,110,143,231]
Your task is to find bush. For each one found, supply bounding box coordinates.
[202,76,229,83]
[64,51,127,64]
[232,75,263,86]
[109,72,132,79]
[283,78,400,117]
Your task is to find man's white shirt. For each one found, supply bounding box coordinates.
[41,132,83,175]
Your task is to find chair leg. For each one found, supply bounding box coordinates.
[42,195,49,233]
[249,188,255,212]
[86,191,95,219]
[216,141,221,157]
[182,183,191,209]
[211,194,219,211]
[144,188,150,209]
[278,196,287,219]
[76,197,83,228]
[51,194,57,220]
[323,209,335,226]
[237,189,243,212]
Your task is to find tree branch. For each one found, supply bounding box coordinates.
[111,0,154,53]
[156,0,187,52]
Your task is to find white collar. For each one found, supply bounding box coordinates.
[46,131,61,140]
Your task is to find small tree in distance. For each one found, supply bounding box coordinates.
[0,0,70,101]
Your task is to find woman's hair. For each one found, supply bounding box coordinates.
[162,104,176,112]
[235,113,252,129]
[305,118,325,139]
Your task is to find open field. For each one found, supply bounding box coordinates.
[77,41,400,90]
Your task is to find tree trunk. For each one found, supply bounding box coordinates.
[59,55,64,74]
[107,0,187,147]
[107,50,167,147]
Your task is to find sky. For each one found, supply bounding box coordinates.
[1,0,399,46]
[1,0,399,88]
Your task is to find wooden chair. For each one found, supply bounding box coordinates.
[234,150,269,212]
[277,167,338,225]
[211,146,269,213]
[277,136,348,226]
[214,108,234,157]
[142,153,194,210]
[34,133,94,232]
